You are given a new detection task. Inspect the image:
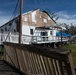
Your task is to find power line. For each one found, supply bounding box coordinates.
[4,0,20,42]
[10,0,19,20]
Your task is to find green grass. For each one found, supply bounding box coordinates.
[62,44,76,66]
[0,47,2,51]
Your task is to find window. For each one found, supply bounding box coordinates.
[43,19,47,23]
[17,25,19,32]
[41,32,47,36]
[16,20,19,32]
[1,29,3,33]
[41,31,48,41]
[15,20,18,23]
[14,29,16,32]
[9,23,12,26]
[5,27,7,31]
[50,31,52,35]
[30,29,33,35]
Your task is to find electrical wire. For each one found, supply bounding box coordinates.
[10,0,19,20]
[4,0,20,42]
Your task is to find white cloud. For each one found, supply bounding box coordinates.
[73,14,76,18]
[56,11,76,25]
[0,10,76,26]
[63,14,71,19]
[57,18,76,25]
[56,11,75,19]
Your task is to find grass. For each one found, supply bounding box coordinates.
[0,47,2,51]
[62,44,76,67]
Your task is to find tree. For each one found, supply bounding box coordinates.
[62,23,76,35]
[48,12,59,21]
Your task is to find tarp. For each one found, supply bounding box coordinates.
[56,32,72,37]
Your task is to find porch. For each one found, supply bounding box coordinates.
[0,32,69,45]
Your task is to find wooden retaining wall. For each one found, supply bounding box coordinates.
[3,42,75,75]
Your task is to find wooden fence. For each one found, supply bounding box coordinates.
[3,42,76,75]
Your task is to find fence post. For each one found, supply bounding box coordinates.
[65,51,76,75]
[68,52,75,75]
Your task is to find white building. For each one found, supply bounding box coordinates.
[0,9,66,45]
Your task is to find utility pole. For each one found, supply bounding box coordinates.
[19,0,23,44]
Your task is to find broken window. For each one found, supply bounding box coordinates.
[50,31,52,35]
[43,19,47,23]
[14,29,16,32]
[1,29,3,33]
[9,23,12,26]
[30,29,33,35]
[5,27,7,31]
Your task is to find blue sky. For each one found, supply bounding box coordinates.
[0,0,76,26]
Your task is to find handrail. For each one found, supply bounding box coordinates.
[3,42,75,75]
[0,33,69,45]
[4,42,68,61]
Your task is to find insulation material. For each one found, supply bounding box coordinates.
[32,11,36,23]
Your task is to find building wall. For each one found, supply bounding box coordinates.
[22,25,35,35]
[0,18,18,33]
[22,9,56,27]
[0,9,56,36]
[0,9,57,44]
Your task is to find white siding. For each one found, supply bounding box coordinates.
[48,30,50,36]
[22,25,35,35]
[0,19,18,33]
[53,30,56,36]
